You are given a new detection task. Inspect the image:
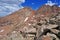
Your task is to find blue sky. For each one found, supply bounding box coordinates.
[0,0,60,17]
[22,0,59,10]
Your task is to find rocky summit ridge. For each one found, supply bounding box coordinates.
[0,5,60,40]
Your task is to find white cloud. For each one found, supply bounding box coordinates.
[45,1,56,6]
[0,0,25,4]
[0,0,25,17]
[58,5,60,7]
[19,0,25,3]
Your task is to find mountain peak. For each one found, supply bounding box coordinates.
[0,5,60,40]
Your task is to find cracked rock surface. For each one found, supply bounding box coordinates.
[0,5,60,40]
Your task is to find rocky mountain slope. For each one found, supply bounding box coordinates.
[0,5,60,40]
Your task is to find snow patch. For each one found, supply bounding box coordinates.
[0,29,4,32]
[28,23,31,26]
[24,17,29,22]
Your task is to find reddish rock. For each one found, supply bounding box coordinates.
[42,35,51,40]
[0,5,60,40]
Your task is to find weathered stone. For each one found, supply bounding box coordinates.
[47,24,58,29]
[47,33,60,40]
[0,5,60,40]
[42,35,51,40]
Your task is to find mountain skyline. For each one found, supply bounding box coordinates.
[0,0,60,17]
[0,5,60,40]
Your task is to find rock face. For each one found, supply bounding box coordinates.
[0,5,60,40]
[35,5,60,40]
[0,7,33,35]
